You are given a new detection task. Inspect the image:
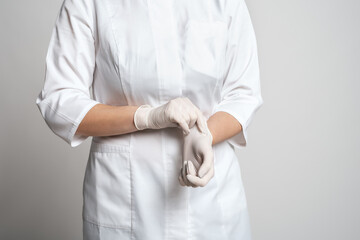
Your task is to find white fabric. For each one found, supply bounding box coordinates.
[36,0,263,239]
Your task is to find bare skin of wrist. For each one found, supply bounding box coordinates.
[76,104,242,145]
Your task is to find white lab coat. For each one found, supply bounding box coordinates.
[36,0,263,239]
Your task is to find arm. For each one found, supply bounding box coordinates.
[207,111,242,146]
[210,0,263,149]
[75,102,241,143]
[75,104,140,137]
[36,0,206,146]
[75,97,209,138]
[36,0,101,147]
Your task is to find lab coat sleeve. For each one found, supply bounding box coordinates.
[36,0,100,147]
[212,0,263,149]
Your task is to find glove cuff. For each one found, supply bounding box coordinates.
[133,104,153,130]
[204,121,213,145]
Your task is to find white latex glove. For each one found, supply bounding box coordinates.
[133,97,207,135]
[178,120,214,188]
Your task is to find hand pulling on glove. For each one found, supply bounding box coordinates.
[178,120,214,188]
[133,97,207,135]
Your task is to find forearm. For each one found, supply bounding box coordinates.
[75,104,139,137]
[207,111,242,146]
[75,104,242,143]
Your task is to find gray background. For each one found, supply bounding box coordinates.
[1,0,359,239]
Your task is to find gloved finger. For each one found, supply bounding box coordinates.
[192,156,202,171]
[182,161,192,186]
[188,112,197,129]
[182,112,191,126]
[183,161,197,188]
[186,168,214,187]
[180,165,189,187]
[182,98,203,128]
[187,161,197,176]
[181,162,187,185]
[186,161,198,188]
[178,170,186,186]
[183,98,204,130]
[178,119,190,135]
[198,150,214,178]
[195,111,207,134]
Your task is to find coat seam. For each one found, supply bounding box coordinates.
[102,1,130,106]
[41,100,78,144]
[130,133,135,240]
[187,187,190,240]
[146,0,162,105]
[213,150,228,238]
[42,100,76,125]
[83,216,131,230]
[161,130,168,239]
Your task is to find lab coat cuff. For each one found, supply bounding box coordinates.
[212,103,249,150]
[67,101,101,147]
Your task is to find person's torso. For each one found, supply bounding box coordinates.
[91,0,229,117]
[81,2,249,239]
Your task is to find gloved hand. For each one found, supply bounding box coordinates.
[133,97,207,135]
[178,120,214,188]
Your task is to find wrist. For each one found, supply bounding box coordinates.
[205,124,213,145]
[208,129,213,145]
[205,121,214,145]
[134,104,152,130]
